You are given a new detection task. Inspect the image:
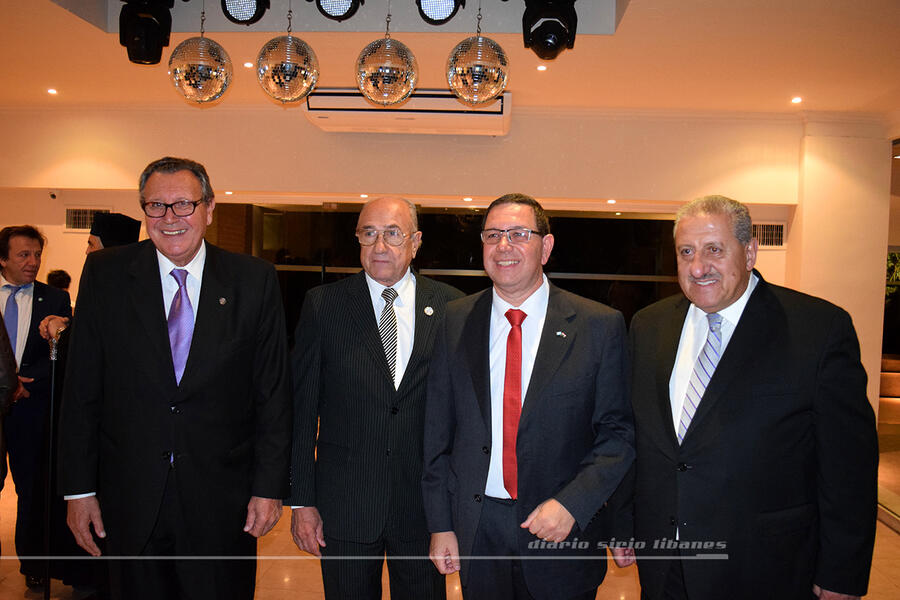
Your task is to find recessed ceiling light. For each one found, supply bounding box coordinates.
[47,88,58,95]
[243,62,254,68]
[791,96,802,104]
[894,154,900,159]
[360,194,368,198]
[463,197,473,202]
[536,65,547,72]
[224,191,233,195]
[615,212,621,216]
[607,199,616,204]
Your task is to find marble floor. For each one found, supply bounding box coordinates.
[0,470,898,599]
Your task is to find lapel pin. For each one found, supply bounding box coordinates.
[424,306,434,316]
[37,297,43,302]
[219,297,227,305]
[556,331,567,338]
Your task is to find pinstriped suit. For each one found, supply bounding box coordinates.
[289,270,463,598]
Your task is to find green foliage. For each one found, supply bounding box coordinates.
[887,252,900,300]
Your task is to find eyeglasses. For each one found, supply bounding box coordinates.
[480,228,541,245]
[356,228,414,247]
[141,199,205,218]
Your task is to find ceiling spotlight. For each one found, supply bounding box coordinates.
[310,0,365,22]
[417,0,465,25]
[119,0,174,65]
[222,0,269,25]
[523,0,577,61]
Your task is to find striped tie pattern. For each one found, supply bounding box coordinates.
[379,287,399,384]
[677,312,723,444]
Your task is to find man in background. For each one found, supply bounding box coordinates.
[290,196,462,599]
[0,225,72,589]
[613,195,877,600]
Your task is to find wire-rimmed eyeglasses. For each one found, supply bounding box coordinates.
[480,227,541,245]
[356,228,414,247]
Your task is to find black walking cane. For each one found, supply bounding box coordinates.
[43,327,64,600]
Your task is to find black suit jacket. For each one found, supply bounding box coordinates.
[289,270,464,542]
[619,272,878,599]
[18,281,71,405]
[58,240,292,556]
[422,283,634,600]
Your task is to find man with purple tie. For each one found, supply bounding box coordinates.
[58,157,292,600]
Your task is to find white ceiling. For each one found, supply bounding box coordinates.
[3,0,900,118]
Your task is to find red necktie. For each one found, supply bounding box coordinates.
[503,308,526,499]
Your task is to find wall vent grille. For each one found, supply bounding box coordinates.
[66,208,108,231]
[752,223,785,248]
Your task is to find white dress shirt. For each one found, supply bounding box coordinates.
[484,275,550,499]
[0,274,34,366]
[669,273,759,430]
[365,268,416,390]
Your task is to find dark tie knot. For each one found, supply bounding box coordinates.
[170,268,189,288]
[382,287,398,304]
[707,312,723,332]
[506,308,527,327]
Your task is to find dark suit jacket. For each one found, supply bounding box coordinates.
[58,240,292,556]
[619,272,878,599]
[0,320,16,486]
[289,270,464,542]
[422,283,634,600]
[17,281,72,407]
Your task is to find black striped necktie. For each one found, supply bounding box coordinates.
[379,287,399,384]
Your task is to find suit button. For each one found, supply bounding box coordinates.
[677,463,688,472]
[170,405,181,414]
[481,446,489,454]
[474,494,482,503]
[669,516,676,526]
[390,406,399,415]
[386,449,391,456]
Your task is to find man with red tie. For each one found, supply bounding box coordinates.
[422,194,634,600]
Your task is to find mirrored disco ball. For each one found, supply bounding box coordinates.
[356,38,418,106]
[447,36,509,105]
[257,35,319,103]
[168,37,233,104]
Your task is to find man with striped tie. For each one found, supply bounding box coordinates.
[613,195,878,600]
[289,196,463,599]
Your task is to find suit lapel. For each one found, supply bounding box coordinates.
[23,282,50,361]
[128,241,175,389]
[400,274,435,392]
[346,271,395,385]
[656,297,690,446]
[520,284,575,422]
[463,290,492,428]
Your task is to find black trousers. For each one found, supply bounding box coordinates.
[464,496,596,600]
[109,470,256,600]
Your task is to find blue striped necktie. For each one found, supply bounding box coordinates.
[677,312,723,444]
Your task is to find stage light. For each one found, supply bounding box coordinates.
[119,0,174,65]
[310,0,365,22]
[522,0,577,61]
[222,0,269,25]
[417,0,465,26]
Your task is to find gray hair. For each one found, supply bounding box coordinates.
[363,196,419,231]
[674,195,752,245]
[139,157,214,205]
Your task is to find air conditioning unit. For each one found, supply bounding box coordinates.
[302,89,512,136]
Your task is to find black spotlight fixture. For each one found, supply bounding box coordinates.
[522,0,577,61]
[417,0,464,26]
[308,0,365,22]
[119,0,174,65]
[221,0,269,25]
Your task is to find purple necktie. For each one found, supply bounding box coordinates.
[167,269,193,385]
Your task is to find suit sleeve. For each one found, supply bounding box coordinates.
[57,257,103,495]
[249,264,293,499]
[287,290,322,506]
[421,313,456,533]
[812,309,877,595]
[0,319,16,414]
[554,311,635,530]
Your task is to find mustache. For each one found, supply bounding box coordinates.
[688,273,720,283]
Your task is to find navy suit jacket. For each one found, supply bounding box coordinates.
[422,283,634,599]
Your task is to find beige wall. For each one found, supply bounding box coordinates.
[0,106,891,406]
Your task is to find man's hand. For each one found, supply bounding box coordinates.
[39,315,70,340]
[243,497,282,538]
[429,531,460,574]
[13,376,32,402]
[611,547,636,568]
[291,506,325,556]
[66,496,105,556]
[521,498,576,543]
[813,584,860,600]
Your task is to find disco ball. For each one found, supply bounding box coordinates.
[447,36,509,105]
[168,36,233,104]
[356,37,418,106]
[257,35,319,103]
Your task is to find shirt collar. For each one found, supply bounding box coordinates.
[688,271,759,326]
[491,274,549,319]
[365,268,415,307]
[0,273,34,291]
[157,240,206,283]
